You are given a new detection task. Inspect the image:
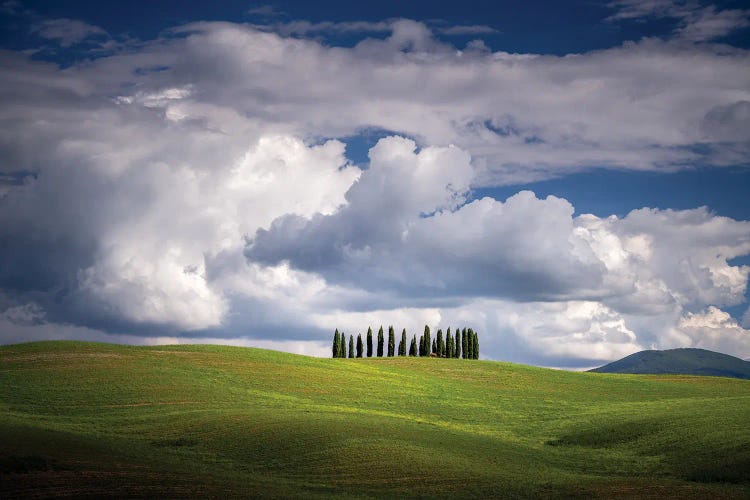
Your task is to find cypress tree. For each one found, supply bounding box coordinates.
[340,333,346,358]
[399,328,407,356]
[409,335,417,356]
[423,325,431,357]
[418,335,424,356]
[473,331,479,359]
[348,335,354,358]
[462,328,468,359]
[367,327,373,357]
[466,328,474,359]
[445,328,452,358]
[464,329,470,359]
[431,338,437,355]
[333,329,340,358]
[455,327,461,358]
[377,326,384,357]
[387,326,395,357]
[436,329,444,358]
[356,334,363,358]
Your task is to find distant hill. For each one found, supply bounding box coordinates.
[590,348,750,379]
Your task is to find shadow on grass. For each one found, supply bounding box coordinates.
[545,419,662,448]
[0,455,61,473]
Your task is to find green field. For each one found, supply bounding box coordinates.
[1,341,749,498]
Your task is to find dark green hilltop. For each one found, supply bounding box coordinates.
[1,341,749,498]
[590,348,750,380]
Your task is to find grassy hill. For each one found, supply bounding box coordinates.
[590,348,750,380]
[1,341,749,498]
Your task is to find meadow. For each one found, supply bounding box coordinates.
[1,341,749,498]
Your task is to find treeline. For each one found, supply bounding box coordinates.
[332,325,479,359]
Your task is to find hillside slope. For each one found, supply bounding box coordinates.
[1,341,749,498]
[590,348,750,379]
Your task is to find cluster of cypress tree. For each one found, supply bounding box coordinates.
[332,329,365,358]
[332,326,479,359]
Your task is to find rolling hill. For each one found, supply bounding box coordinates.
[590,348,750,379]
[1,341,749,498]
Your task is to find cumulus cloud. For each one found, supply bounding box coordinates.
[470,300,645,367]
[78,135,356,330]
[674,306,750,358]
[249,137,750,310]
[1,15,749,366]
[0,130,358,332]
[245,136,750,364]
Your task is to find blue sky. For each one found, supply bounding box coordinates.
[0,0,749,367]
[5,0,750,53]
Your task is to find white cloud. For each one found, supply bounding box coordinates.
[700,100,750,142]
[309,308,443,342]
[743,307,750,329]
[0,305,330,356]
[0,1,24,15]
[0,302,45,324]
[1,20,748,184]
[1,16,749,366]
[251,18,497,38]
[674,306,750,358]
[253,20,392,37]
[436,25,497,35]
[247,5,285,18]
[607,0,677,20]
[245,136,750,363]
[678,7,750,41]
[32,18,107,47]
[72,135,359,330]
[249,138,750,312]
[474,299,644,366]
[607,0,750,42]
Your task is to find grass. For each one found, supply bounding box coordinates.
[1,340,749,498]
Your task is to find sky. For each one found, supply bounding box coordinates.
[1,0,749,368]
